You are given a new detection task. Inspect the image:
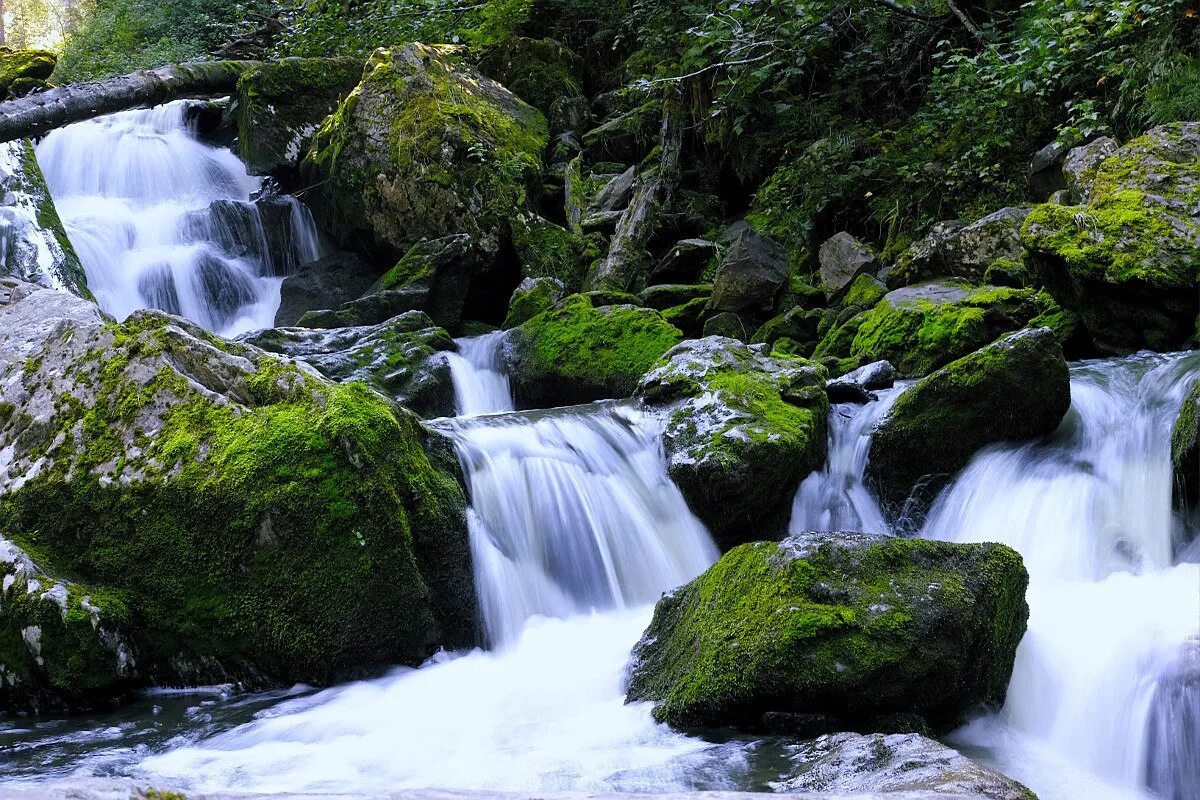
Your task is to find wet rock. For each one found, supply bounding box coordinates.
[275,251,384,327]
[650,239,719,285]
[778,732,1036,800]
[626,530,1029,732]
[867,327,1071,517]
[708,229,789,314]
[0,281,473,714]
[0,50,55,99]
[751,306,824,352]
[581,99,662,163]
[1029,138,1070,200]
[240,311,457,418]
[702,310,752,341]
[1172,379,1200,523]
[833,360,896,391]
[819,232,877,299]
[637,338,828,549]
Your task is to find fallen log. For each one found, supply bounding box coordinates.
[0,60,262,143]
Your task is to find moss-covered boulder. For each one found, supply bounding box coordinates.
[0,281,474,713]
[867,327,1071,517]
[0,49,55,98]
[304,44,548,261]
[504,294,682,407]
[503,276,565,329]
[637,338,829,549]
[240,311,457,418]
[0,139,90,299]
[477,37,585,119]
[887,208,1030,289]
[626,531,1029,733]
[1172,379,1200,521]
[235,57,363,176]
[511,213,600,291]
[813,281,1075,378]
[1022,124,1200,353]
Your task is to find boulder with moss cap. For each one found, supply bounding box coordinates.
[625,530,1029,733]
[0,279,474,714]
[303,43,548,262]
[637,338,829,549]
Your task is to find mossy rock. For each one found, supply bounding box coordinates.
[0,284,474,713]
[511,213,600,291]
[637,338,829,549]
[0,49,55,96]
[752,306,824,353]
[867,327,1071,518]
[1172,379,1200,522]
[503,276,565,329]
[304,44,548,261]
[888,208,1029,289]
[626,531,1029,734]
[1022,123,1200,353]
[581,99,662,163]
[235,57,363,176]
[504,293,682,407]
[477,37,585,118]
[813,281,1076,378]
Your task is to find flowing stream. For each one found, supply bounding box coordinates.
[35,101,322,336]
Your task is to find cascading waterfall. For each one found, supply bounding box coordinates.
[133,338,731,793]
[445,332,515,416]
[36,101,322,336]
[919,352,1200,800]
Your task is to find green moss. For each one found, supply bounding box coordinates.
[507,294,683,406]
[478,37,584,114]
[1172,380,1200,513]
[627,534,1029,732]
[840,274,886,310]
[511,215,600,290]
[0,49,56,93]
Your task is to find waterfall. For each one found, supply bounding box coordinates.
[789,386,903,535]
[136,341,728,794]
[446,332,515,416]
[917,352,1200,800]
[36,101,323,337]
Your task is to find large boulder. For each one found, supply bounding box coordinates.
[707,229,789,314]
[0,280,473,714]
[813,281,1075,378]
[275,251,384,327]
[0,49,55,99]
[240,311,457,418]
[477,37,585,120]
[1023,124,1200,352]
[818,232,877,299]
[1172,379,1200,523]
[626,531,1029,733]
[0,139,90,298]
[867,327,1071,516]
[637,338,828,549]
[888,208,1030,289]
[777,732,1036,800]
[504,294,683,407]
[503,276,565,329]
[304,44,548,261]
[235,57,363,176]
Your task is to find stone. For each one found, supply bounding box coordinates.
[1029,139,1070,200]
[591,165,638,212]
[867,327,1071,516]
[1062,136,1119,203]
[1172,379,1200,524]
[0,50,55,98]
[503,276,565,329]
[637,338,829,549]
[1144,637,1200,800]
[702,310,752,341]
[777,732,1036,800]
[626,530,1029,733]
[751,306,824,351]
[889,208,1029,289]
[303,44,547,261]
[649,238,720,284]
[477,37,584,118]
[834,360,896,391]
[708,229,789,314]
[581,99,662,163]
[275,251,384,327]
[819,232,877,298]
[240,311,457,418]
[637,283,712,311]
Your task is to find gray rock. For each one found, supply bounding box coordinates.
[240,311,457,418]
[275,251,383,327]
[1062,136,1119,203]
[708,229,789,314]
[0,139,89,298]
[819,232,877,298]
[1028,138,1070,200]
[827,359,896,404]
[650,238,719,284]
[890,208,1028,288]
[504,276,566,329]
[777,733,1036,800]
[637,283,712,311]
[591,165,638,212]
[702,310,752,341]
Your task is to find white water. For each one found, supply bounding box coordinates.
[446,332,515,416]
[139,346,725,793]
[36,102,322,336]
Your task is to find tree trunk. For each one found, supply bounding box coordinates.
[0,60,263,143]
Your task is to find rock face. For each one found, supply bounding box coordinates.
[0,280,473,713]
[626,531,1029,733]
[1023,124,1200,353]
[637,338,829,549]
[818,232,877,298]
[504,294,683,407]
[867,327,1071,515]
[813,281,1073,378]
[0,139,90,298]
[240,311,457,418]
[275,251,384,327]
[304,44,548,261]
[889,208,1029,289]
[234,57,363,176]
[1172,379,1200,521]
[777,732,1036,800]
[708,229,789,314]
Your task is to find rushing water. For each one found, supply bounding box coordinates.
[35,102,322,336]
[445,332,515,416]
